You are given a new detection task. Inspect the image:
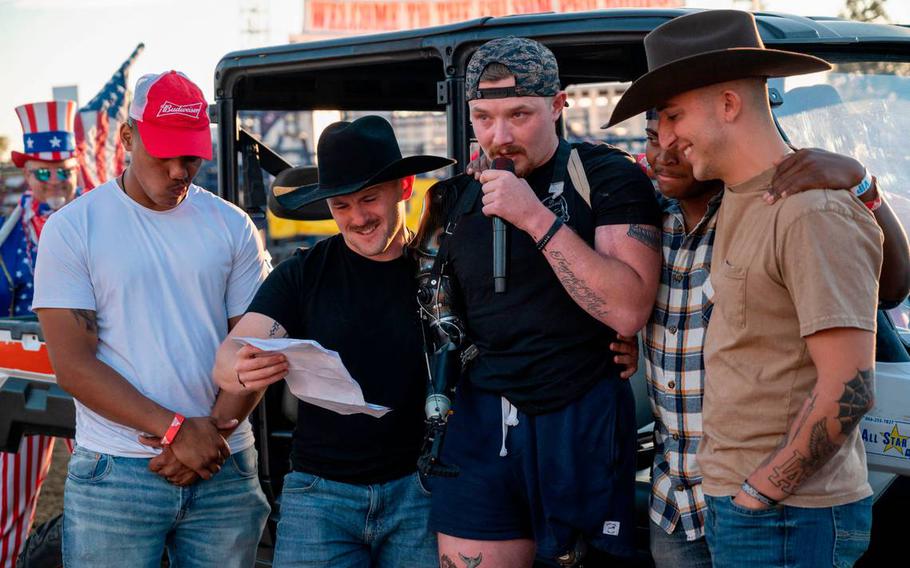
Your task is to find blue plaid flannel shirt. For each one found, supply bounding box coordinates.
[642,192,721,541]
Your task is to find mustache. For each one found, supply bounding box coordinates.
[489,145,525,157]
[349,220,380,233]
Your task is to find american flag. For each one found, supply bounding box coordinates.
[74,43,144,190]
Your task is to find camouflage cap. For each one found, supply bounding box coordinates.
[465,37,561,101]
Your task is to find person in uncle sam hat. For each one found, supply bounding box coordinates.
[32,70,272,567]
[0,100,81,568]
[607,10,891,567]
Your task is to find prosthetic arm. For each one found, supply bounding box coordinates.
[411,177,472,478]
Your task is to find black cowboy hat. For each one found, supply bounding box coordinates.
[273,115,455,211]
[604,10,831,128]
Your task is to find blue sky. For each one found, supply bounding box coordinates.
[1,0,908,156]
[0,0,298,152]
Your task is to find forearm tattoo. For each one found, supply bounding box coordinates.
[769,419,839,494]
[626,224,660,252]
[545,249,609,319]
[767,369,874,494]
[267,321,288,338]
[70,309,98,334]
[836,369,874,435]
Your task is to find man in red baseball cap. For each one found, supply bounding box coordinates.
[128,70,213,162]
[119,70,213,210]
[33,71,272,567]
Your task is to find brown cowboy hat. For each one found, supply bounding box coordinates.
[604,10,831,128]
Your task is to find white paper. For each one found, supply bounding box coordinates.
[233,337,391,418]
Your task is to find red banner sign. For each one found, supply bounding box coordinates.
[306,0,683,32]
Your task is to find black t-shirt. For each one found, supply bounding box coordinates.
[448,142,661,414]
[247,235,426,484]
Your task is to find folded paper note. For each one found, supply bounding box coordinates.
[233,337,391,418]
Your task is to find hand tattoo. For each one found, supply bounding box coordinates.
[626,224,660,252]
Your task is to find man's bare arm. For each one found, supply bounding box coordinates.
[527,211,661,336]
[37,307,230,479]
[210,315,275,426]
[213,312,289,395]
[870,195,910,305]
[738,327,875,507]
[478,168,660,335]
[39,308,179,438]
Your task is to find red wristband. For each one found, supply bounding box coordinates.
[160,413,185,446]
[865,194,883,212]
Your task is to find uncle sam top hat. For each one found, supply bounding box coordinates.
[11,100,78,168]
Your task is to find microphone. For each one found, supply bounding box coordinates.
[490,157,514,294]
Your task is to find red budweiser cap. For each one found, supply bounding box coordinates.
[128,71,212,160]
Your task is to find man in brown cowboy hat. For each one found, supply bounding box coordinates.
[212,115,454,567]
[609,10,883,567]
[634,108,909,568]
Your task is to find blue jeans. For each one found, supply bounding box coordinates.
[273,470,437,568]
[704,495,872,568]
[62,445,269,568]
[649,521,712,568]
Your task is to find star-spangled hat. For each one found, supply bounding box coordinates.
[11,100,78,168]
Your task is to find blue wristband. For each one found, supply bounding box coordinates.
[852,169,873,198]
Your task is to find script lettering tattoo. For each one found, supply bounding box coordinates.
[626,224,660,252]
[440,555,457,568]
[459,553,483,568]
[546,249,608,319]
[836,369,874,435]
[768,418,839,494]
[70,309,98,334]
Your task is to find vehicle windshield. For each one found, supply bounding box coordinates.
[772,59,910,230]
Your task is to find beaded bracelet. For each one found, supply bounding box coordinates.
[741,480,778,507]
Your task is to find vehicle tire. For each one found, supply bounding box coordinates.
[15,513,63,568]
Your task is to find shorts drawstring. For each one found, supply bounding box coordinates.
[500,397,520,457]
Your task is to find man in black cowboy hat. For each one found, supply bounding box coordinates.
[212,115,453,567]
[608,10,884,567]
[428,37,661,567]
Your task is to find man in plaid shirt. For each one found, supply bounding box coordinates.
[638,109,907,568]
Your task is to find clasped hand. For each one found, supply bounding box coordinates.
[139,415,237,486]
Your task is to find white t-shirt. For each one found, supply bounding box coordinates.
[32,180,271,457]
